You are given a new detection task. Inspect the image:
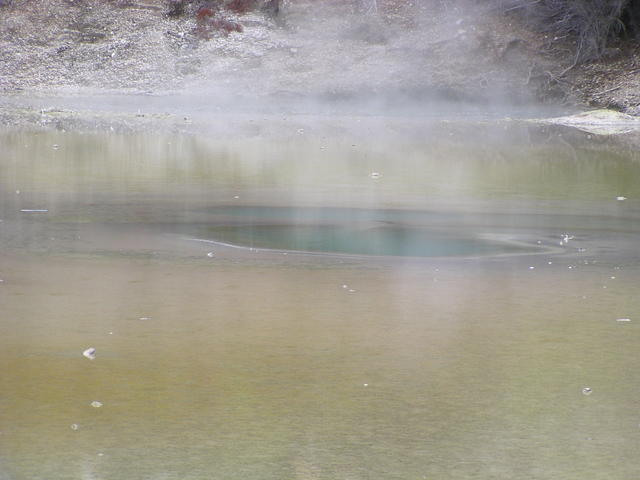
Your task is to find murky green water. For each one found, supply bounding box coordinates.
[1,123,640,480]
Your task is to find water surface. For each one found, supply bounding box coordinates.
[1,123,640,480]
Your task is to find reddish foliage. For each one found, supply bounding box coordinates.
[211,17,243,33]
[225,0,257,14]
[195,6,244,38]
[196,6,215,21]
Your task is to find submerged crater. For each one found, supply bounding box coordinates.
[200,206,538,258]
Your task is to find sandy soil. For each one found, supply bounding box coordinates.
[0,0,638,117]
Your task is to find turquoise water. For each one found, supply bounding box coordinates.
[207,223,524,256]
[201,207,533,256]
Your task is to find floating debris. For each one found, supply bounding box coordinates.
[582,387,593,396]
[207,252,215,258]
[20,209,48,213]
[616,318,631,322]
[348,289,356,293]
[82,347,96,360]
[369,172,381,179]
[528,266,535,270]
[139,317,151,321]
[52,144,59,150]
[342,284,348,289]
[90,401,103,408]
[560,234,574,245]
[70,423,79,430]
[616,196,627,201]
[363,383,368,387]
[233,195,240,199]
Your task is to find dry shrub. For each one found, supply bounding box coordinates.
[496,0,634,61]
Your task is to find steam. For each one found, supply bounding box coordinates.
[186,0,537,114]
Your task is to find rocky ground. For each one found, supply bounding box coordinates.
[0,0,638,117]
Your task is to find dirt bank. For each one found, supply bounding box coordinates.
[0,0,638,116]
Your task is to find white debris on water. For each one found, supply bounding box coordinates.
[90,401,103,408]
[370,172,381,179]
[70,424,79,430]
[139,317,151,320]
[560,234,574,245]
[616,318,631,322]
[528,266,535,270]
[616,196,627,201]
[207,252,215,258]
[82,347,96,360]
[582,387,593,396]
[20,209,48,213]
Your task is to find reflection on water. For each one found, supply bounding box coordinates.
[1,124,640,480]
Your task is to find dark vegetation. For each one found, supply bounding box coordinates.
[495,0,640,63]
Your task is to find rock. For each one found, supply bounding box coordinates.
[537,109,640,135]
